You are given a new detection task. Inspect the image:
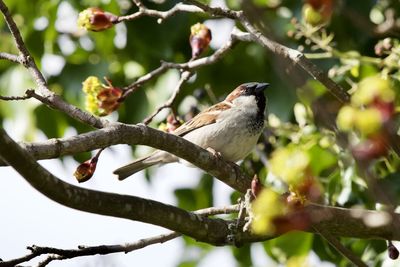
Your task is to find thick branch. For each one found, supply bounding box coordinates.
[0,127,232,245]
[1,123,254,193]
[2,124,400,240]
[1,205,239,267]
[2,128,400,243]
[235,204,400,245]
[1,128,400,265]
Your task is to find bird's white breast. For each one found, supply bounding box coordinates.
[183,95,264,162]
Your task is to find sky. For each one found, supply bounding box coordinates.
[0,141,242,266]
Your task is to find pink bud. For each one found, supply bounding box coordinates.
[189,23,212,59]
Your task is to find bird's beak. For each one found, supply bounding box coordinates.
[255,83,269,93]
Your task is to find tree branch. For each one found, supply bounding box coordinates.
[143,70,192,124]
[0,127,234,244]
[1,123,254,193]
[117,1,203,24]
[186,0,350,103]
[1,2,399,266]
[239,18,350,103]
[184,0,241,19]
[1,128,400,249]
[121,27,249,99]
[0,0,107,129]
[0,126,399,267]
[313,226,368,267]
[1,205,239,267]
[0,52,21,64]
[0,89,33,101]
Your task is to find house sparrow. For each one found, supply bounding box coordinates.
[114,82,269,180]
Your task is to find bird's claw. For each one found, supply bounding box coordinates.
[206,147,223,159]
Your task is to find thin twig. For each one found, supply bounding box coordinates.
[184,0,241,19]
[121,27,249,100]
[313,226,368,267]
[143,71,192,124]
[0,52,21,63]
[118,1,203,24]
[0,205,239,267]
[238,15,350,103]
[0,0,46,86]
[186,0,350,103]
[0,94,31,101]
[0,0,107,129]
[0,89,33,101]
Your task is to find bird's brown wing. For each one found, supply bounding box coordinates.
[173,101,231,137]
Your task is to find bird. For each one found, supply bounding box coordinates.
[114,82,269,180]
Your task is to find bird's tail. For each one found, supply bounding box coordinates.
[114,154,158,180]
[113,151,177,180]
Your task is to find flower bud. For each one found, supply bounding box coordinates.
[354,108,383,137]
[372,99,395,123]
[375,38,393,56]
[97,87,122,115]
[165,114,183,133]
[251,174,263,198]
[337,105,356,132]
[270,147,310,188]
[78,7,117,32]
[302,0,333,26]
[189,23,212,59]
[74,160,96,183]
[82,76,122,116]
[251,188,288,235]
[73,149,104,183]
[388,241,399,260]
[82,76,103,94]
[352,134,388,161]
[302,3,323,26]
[352,76,395,107]
[273,210,311,234]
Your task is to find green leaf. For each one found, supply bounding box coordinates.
[358,64,379,80]
[263,231,313,263]
[174,174,213,211]
[34,105,68,138]
[312,234,345,265]
[231,244,252,267]
[377,172,400,204]
[297,80,327,106]
[175,188,197,211]
[308,144,337,176]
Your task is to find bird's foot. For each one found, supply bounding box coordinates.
[206,147,223,159]
[205,147,242,179]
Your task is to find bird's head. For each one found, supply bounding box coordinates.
[226,82,269,112]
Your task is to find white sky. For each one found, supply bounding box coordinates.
[0,143,242,266]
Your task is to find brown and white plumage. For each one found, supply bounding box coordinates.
[114,82,269,180]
